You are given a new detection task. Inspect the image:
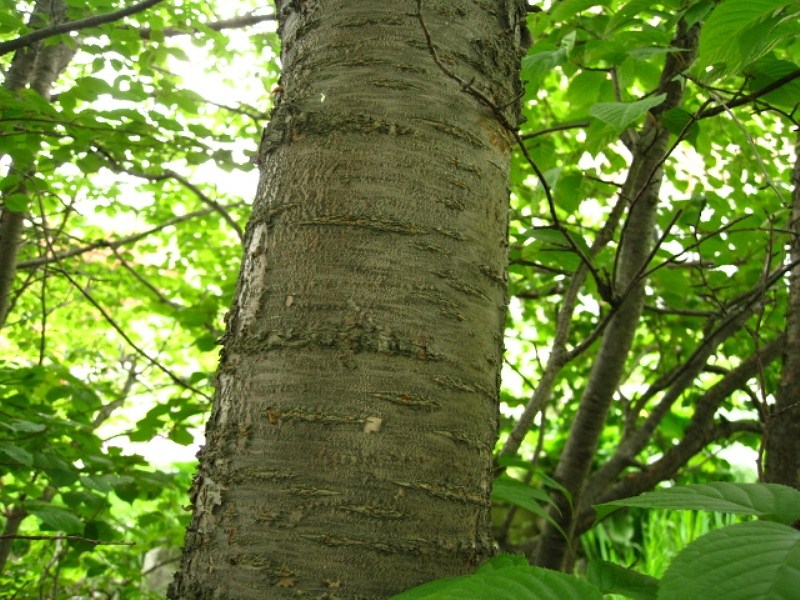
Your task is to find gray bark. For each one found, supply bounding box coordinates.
[169,1,526,597]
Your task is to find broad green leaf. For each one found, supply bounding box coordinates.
[522,33,576,83]
[80,475,116,493]
[26,502,84,534]
[596,482,800,524]
[391,560,604,600]
[493,476,567,539]
[682,0,716,27]
[587,560,660,600]
[606,0,660,32]
[747,57,800,110]
[0,441,33,466]
[195,333,218,351]
[551,0,610,22]
[590,94,667,131]
[4,193,28,212]
[658,521,800,600]
[46,385,73,402]
[695,0,800,76]
[168,426,195,445]
[7,419,46,433]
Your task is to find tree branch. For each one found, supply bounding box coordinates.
[140,12,277,39]
[0,534,134,546]
[16,205,243,270]
[696,69,800,120]
[0,0,166,56]
[92,144,244,241]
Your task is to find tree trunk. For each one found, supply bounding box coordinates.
[0,0,74,327]
[765,133,800,489]
[169,1,527,597]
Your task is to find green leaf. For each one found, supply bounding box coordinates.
[492,478,569,541]
[26,503,84,534]
[80,474,116,493]
[587,560,659,600]
[492,475,559,528]
[4,193,28,212]
[606,0,659,32]
[391,559,604,600]
[682,0,715,28]
[195,334,218,351]
[522,33,576,84]
[7,419,47,433]
[168,426,195,445]
[0,441,33,466]
[695,0,799,77]
[658,521,800,600]
[589,94,666,131]
[478,554,530,572]
[660,108,700,146]
[595,482,800,524]
[747,57,800,110]
[46,384,73,402]
[551,0,610,22]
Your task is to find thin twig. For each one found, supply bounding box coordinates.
[695,69,800,120]
[0,534,134,546]
[0,0,165,56]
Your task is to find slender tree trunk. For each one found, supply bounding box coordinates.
[0,0,73,327]
[765,133,800,489]
[534,20,700,571]
[169,1,527,597]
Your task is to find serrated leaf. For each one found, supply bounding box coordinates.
[587,560,659,600]
[595,482,800,524]
[695,0,798,77]
[590,94,666,131]
[658,521,800,600]
[391,562,604,600]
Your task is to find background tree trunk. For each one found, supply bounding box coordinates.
[0,0,74,327]
[765,134,800,489]
[169,1,527,597]
[534,20,701,571]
